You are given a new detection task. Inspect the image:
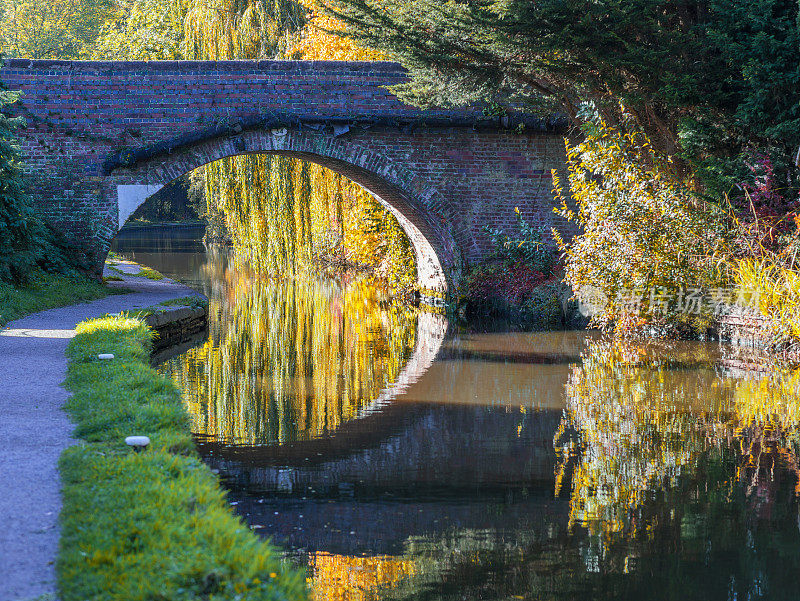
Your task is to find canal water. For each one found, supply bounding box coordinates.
[114,226,800,601]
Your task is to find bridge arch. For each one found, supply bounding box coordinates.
[109,128,459,295]
[2,60,570,295]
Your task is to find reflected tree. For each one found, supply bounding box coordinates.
[161,252,418,445]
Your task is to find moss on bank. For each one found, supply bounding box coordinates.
[0,270,111,327]
[59,315,306,601]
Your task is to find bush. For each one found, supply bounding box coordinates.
[459,209,562,328]
[463,262,550,309]
[0,87,41,284]
[0,82,87,281]
[553,110,731,332]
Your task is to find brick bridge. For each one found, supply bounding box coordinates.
[0,59,569,296]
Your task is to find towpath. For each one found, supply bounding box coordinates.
[0,264,202,601]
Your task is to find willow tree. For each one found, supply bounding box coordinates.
[0,0,116,58]
[80,0,416,288]
[182,0,416,290]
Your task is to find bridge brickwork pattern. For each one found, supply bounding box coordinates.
[0,59,569,294]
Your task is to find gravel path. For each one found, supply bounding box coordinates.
[0,266,202,601]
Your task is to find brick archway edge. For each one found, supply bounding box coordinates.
[113,128,457,295]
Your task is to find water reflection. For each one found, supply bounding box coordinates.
[554,339,800,600]
[111,224,209,286]
[206,323,800,600]
[114,227,800,601]
[160,263,422,446]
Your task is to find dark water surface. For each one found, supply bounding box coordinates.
[114,226,800,601]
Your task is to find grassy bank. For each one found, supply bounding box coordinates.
[59,315,306,601]
[0,270,111,327]
[106,258,165,281]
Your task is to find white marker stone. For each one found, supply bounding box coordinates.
[125,435,151,450]
[98,353,115,360]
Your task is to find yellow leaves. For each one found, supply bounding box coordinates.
[0,0,117,59]
[555,114,729,332]
[733,257,800,340]
[182,0,306,60]
[90,0,189,60]
[283,0,386,60]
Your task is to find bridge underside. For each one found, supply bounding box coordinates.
[0,59,572,297]
[110,128,460,295]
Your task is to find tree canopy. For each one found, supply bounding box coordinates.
[0,0,116,58]
[317,0,800,195]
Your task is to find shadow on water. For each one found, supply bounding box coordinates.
[116,224,800,601]
[111,223,211,287]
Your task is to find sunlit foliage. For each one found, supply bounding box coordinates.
[90,0,188,60]
[553,111,731,331]
[183,0,305,60]
[729,185,800,350]
[289,0,384,61]
[0,0,115,58]
[734,258,800,345]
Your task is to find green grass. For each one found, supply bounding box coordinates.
[106,260,165,281]
[137,265,164,280]
[0,270,112,327]
[59,316,306,601]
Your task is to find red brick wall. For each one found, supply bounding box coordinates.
[0,59,570,294]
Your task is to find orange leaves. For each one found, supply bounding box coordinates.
[287,0,387,60]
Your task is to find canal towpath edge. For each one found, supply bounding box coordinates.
[0,264,204,601]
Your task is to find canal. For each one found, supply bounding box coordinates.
[113,225,800,601]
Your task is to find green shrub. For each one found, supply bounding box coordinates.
[0,87,42,284]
